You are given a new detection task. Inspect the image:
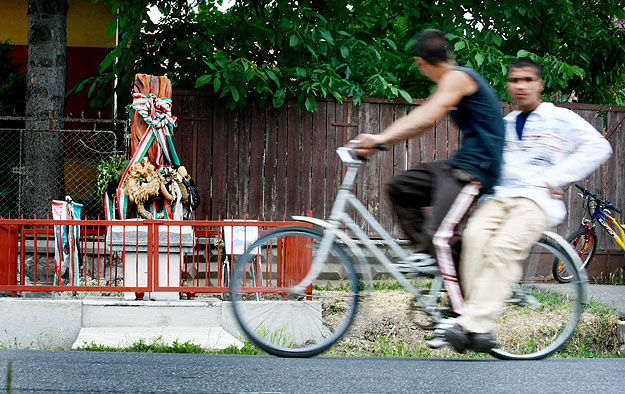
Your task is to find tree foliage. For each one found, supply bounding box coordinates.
[82,0,625,112]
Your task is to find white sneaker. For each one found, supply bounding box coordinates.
[426,335,449,349]
[426,317,456,349]
[393,253,438,275]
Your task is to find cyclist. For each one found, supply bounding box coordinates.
[444,58,613,353]
[354,29,505,316]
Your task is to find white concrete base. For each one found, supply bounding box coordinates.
[123,252,181,301]
[72,326,243,350]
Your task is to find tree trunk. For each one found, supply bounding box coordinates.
[22,0,68,218]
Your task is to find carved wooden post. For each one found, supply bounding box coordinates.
[131,73,173,166]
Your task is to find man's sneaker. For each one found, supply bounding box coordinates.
[444,323,497,353]
[426,334,449,349]
[392,253,438,275]
[426,317,456,349]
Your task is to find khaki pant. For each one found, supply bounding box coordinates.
[456,197,548,334]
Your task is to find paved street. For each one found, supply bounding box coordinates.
[1,349,625,393]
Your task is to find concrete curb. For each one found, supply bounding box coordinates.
[0,297,243,350]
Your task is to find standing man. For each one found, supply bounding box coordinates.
[354,29,505,316]
[444,58,612,352]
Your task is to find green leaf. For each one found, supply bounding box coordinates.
[105,20,117,38]
[492,35,502,47]
[295,67,306,78]
[213,78,221,92]
[305,96,316,112]
[273,89,285,108]
[383,38,397,50]
[195,75,212,88]
[231,86,240,102]
[398,89,412,104]
[517,49,530,58]
[320,29,334,45]
[266,69,280,87]
[289,34,299,47]
[340,46,349,58]
[454,41,466,51]
[99,48,120,73]
[475,52,484,67]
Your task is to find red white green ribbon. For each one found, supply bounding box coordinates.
[114,93,180,219]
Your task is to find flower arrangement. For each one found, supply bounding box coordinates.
[96,155,128,203]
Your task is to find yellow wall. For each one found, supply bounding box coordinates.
[0,0,114,48]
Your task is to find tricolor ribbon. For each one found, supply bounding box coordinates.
[114,93,180,219]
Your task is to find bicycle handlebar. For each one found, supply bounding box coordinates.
[574,183,622,214]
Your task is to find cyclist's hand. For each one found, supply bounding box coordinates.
[352,134,386,156]
[546,183,564,200]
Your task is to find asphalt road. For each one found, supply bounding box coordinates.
[1,349,625,393]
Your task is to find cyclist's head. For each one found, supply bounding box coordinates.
[412,29,451,65]
[507,58,542,80]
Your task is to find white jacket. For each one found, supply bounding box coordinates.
[492,102,613,226]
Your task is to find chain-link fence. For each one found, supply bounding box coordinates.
[0,115,127,218]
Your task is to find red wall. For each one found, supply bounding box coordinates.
[10,45,110,119]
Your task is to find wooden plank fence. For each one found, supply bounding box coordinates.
[171,91,625,273]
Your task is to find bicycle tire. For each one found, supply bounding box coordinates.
[552,227,596,283]
[230,226,359,357]
[489,235,585,360]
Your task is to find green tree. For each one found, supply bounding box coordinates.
[84,0,625,112]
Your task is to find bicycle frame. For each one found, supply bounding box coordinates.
[591,207,625,251]
[293,147,443,319]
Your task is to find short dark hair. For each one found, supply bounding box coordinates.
[508,58,542,79]
[413,29,450,65]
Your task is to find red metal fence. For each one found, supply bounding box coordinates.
[0,218,311,296]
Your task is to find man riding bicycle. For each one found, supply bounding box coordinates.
[354,29,505,326]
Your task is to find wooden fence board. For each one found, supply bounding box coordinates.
[248,102,265,219]
[312,101,327,218]
[301,109,314,216]
[286,101,300,217]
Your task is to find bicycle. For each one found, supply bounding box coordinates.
[552,183,623,283]
[231,146,586,360]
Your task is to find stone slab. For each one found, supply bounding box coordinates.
[106,222,194,252]
[72,326,243,350]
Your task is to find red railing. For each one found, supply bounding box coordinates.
[0,217,312,297]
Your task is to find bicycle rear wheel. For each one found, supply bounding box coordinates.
[552,227,596,283]
[490,234,585,360]
[230,226,359,357]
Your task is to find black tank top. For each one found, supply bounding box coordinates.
[448,66,504,193]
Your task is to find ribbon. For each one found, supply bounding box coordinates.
[115,93,180,219]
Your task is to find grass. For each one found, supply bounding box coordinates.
[592,267,625,285]
[75,337,265,355]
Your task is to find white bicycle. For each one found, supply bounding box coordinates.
[230,145,586,360]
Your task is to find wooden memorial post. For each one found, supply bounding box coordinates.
[131,73,173,165]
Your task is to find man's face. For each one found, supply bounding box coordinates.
[506,66,543,111]
[415,56,435,81]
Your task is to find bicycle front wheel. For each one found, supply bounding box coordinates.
[552,227,596,283]
[230,226,359,357]
[490,234,585,360]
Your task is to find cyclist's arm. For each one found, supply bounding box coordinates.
[355,70,477,155]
